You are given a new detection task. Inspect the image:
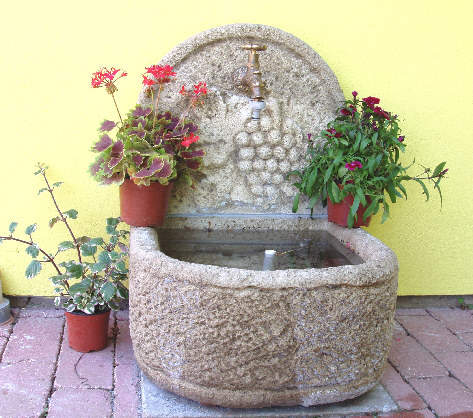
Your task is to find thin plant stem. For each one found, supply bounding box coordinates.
[152,84,163,129]
[40,170,82,264]
[111,92,123,124]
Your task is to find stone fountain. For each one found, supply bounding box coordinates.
[129,23,398,408]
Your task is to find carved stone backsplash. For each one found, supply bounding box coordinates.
[138,24,344,214]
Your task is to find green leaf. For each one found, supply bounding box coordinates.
[25,244,39,258]
[106,217,120,227]
[69,282,89,295]
[49,217,60,228]
[363,199,379,221]
[66,263,84,279]
[9,222,18,234]
[101,281,117,302]
[98,251,111,264]
[292,192,300,213]
[25,260,42,279]
[52,182,63,188]
[432,161,447,178]
[354,131,362,151]
[372,131,378,145]
[63,209,78,219]
[323,164,334,184]
[89,238,105,246]
[360,136,370,150]
[381,201,390,223]
[386,184,397,203]
[397,182,408,199]
[117,284,129,299]
[106,225,118,236]
[58,241,75,252]
[91,262,106,273]
[80,243,97,257]
[38,187,48,195]
[308,195,318,209]
[412,178,430,201]
[349,195,361,218]
[25,224,37,235]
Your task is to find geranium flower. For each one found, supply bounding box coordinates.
[345,160,363,171]
[181,132,200,148]
[144,65,176,85]
[91,67,127,89]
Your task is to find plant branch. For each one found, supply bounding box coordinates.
[40,169,82,264]
[0,235,62,276]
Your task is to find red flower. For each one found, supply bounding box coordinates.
[144,64,176,84]
[373,106,390,120]
[193,82,208,96]
[352,91,358,97]
[398,136,405,142]
[362,96,380,109]
[181,132,200,148]
[91,67,127,89]
[179,85,187,95]
[340,104,356,116]
[345,160,363,171]
[142,75,155,86]
[326,128,342,138]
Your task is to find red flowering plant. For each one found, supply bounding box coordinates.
[291,91,448,227]
[89,66,207,187]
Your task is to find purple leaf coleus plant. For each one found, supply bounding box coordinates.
[89,66,207,188]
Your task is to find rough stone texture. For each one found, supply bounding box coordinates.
[129,216,398,408]
[141,375,397,417]
[138,23,344,215]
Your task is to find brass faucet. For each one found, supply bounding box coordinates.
[234,43,267,120]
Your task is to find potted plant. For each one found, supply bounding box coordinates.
[291,91,448,228]
[0,165,129,352]
[89,66,207,226]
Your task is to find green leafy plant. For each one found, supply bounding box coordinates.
[89,66,207,187]
[0,165,129,314]
[291,91,448,227]
[458,297,473,310]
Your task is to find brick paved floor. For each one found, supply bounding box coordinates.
[0,304,472,417]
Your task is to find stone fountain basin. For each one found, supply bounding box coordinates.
[129,216,399,408]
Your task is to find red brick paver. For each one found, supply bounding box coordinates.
[48,387,112,418]
[380,411,436,417]
[381,363,426,410]
[388,335,448,378]
[2,316,63,363]
[409,376,473,416]
[55,337,115,389]
[397,314,470,352]
[0,360,55,417]
[427,308,473,334]
[434,350,473,391]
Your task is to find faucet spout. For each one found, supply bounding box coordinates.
[234,43,267,120]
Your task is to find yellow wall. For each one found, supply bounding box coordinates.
[1,0,471,296]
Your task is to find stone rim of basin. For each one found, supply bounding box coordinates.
[130,216,399,289]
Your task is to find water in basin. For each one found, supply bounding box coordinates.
[157,229,363,270]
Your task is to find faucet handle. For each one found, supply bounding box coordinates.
[242,44,267,52]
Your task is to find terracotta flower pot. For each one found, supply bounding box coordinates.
[65,308,110,353]
[328,187,372,228]
[119,179,173,227]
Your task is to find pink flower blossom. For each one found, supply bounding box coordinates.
[345,160,363,171]
[181,132,200,148]
[362,96,380,109]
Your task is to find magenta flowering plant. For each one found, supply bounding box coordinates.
[291,91,448,227]
[89,66,207,187]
